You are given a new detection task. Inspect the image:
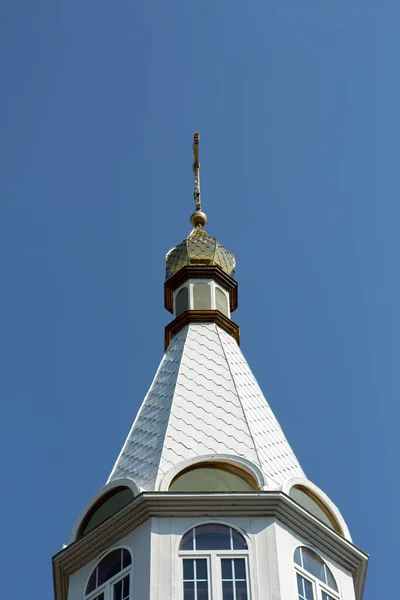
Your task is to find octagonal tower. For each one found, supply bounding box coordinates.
[53,134,368,600]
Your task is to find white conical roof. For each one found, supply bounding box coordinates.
[108,322,305,491]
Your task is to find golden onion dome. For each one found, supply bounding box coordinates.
[166,223,236,280]
[166,132,235,280]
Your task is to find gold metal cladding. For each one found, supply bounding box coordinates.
[164,310,240,351]
[165,228,236,281]
[164,265,238,313]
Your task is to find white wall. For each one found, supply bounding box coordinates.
[67,516,355,600]
[67,520,151,600]
[274,521,356,600]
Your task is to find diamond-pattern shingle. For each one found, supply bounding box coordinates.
[108,323,305,491]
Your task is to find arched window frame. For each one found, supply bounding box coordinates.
[294,545,340,600]
[84,546,133,600]
[178,521,251,600]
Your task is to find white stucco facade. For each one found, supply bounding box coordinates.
[65,510,360,600]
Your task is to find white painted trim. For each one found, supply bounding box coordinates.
[282,477,352,541]
[69,478,140,544]
[157,454,267,492]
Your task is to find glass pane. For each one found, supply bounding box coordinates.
[216,288,229,316]
[232,529,248,550]
[113,580,122,600]
[302,548,325,582]
[297,573,304,595]
[98,549,122,585]
[233,559,246,580]
[86,570,97,594]
[222,580,234,600]
[236,580,248,600]
[196,559,208,581]
[322,593,335,600]
[180,529,194,551]
[195,524,231,550]
[183,559,194,581]
[197,580,209,600]
[304,578,314,600]
[122,575,130,600]
[297,575,314,600]
[294,547,302,567]
[184,581,195,600]
[325,566,338,591]
[95,595,104,600]
[193,282,211,310]
[176,287,189,317]
[170,467,254,493]
[221,559,232,580]
[122,549,131,569]
[289,486,338,531]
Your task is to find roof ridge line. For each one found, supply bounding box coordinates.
[214,324,270,487]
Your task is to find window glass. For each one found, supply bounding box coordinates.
[176,287,189,317]
[179,524,247,551]
[289,486,340,532]
[221,559,248,600]
[183,559,208,600]
[169,464,256,492]
[113,575,129,600]
[216,288,229,316]
[180,529,194,551]
[324,565,338,592]
[86,548,132,597]
[80,488,134,538]
[297,574,314,600]
[322,593,336,600]
[193,282,211,310]
[301,548,325,582]
[294,547,338,597]
[195,524,231,550]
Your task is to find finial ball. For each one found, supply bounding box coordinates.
[190,210,207,227]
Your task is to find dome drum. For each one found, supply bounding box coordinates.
[164,265,238,314]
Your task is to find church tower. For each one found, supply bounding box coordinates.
[53,134,368,600]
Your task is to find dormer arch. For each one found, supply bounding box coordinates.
[69,478,139,544]
[283,477,351,540]
[158,455,266,492]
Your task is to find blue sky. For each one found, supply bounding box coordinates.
[0,1,397,597]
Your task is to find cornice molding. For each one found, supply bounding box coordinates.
[164,265,238,313]
[53,492,368,600]
[164,310,240,350]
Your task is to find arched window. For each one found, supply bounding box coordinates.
[215,287,229,317]
[193,282,211,310]
[85,548,132,600]
[169,462,258,492]
[294,546,339,600]
[78,487,134,539]
[289,486,342,534]
[176,287,189,317]
[179,523,249,600]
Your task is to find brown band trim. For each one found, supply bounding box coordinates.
[164,265,238,313]
[164,310,240,350]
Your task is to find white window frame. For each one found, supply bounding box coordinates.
[294,546,340,600]
[84,547,132,600]
[179,524,251,600]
